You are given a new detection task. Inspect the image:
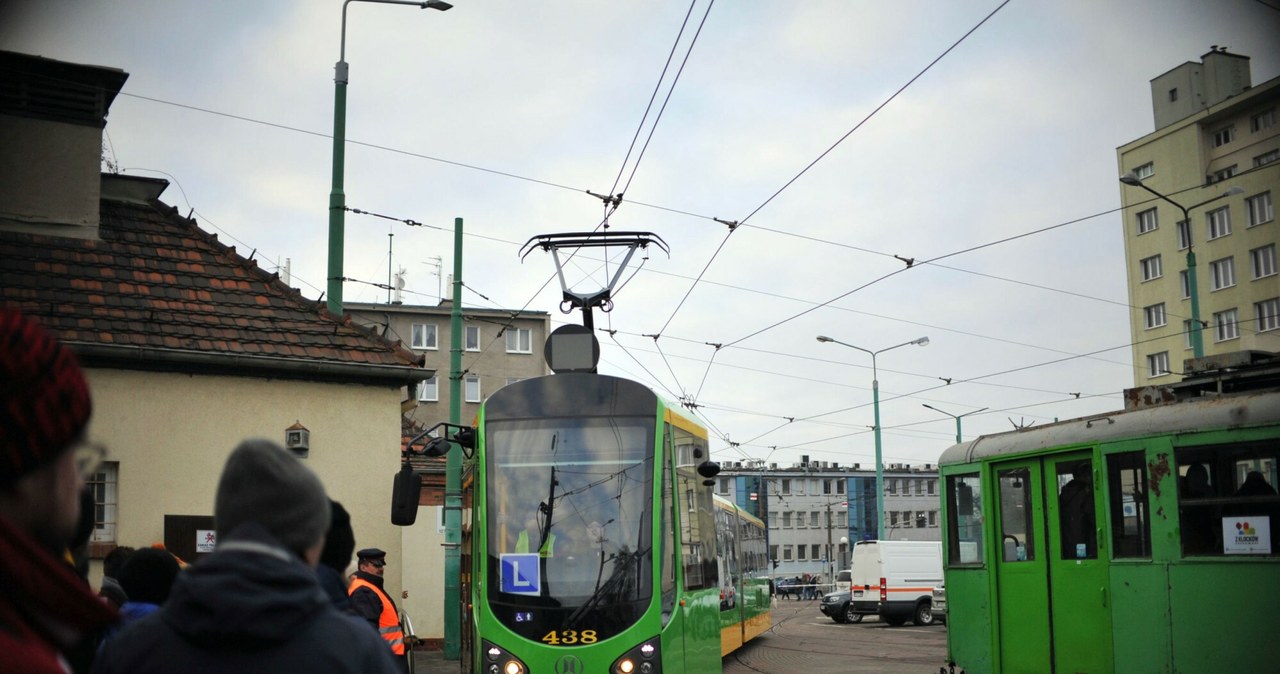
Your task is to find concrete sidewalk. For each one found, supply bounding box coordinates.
[410,648,456,674]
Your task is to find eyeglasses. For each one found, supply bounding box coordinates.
[73,441,108,480]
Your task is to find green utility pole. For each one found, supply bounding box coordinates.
[326,59,348,316]
[444,217,463,659]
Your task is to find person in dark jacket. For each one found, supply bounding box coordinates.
[92,439,397,674]
[317,499,357,613]
[350,547,408,672]
[0,309,118,674]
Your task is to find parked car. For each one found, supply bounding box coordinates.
[819,590,862,623]
[931,582,946,623]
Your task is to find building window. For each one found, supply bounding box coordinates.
[1256,298,1280,332]
[811,544,821,560]
[780,479,791,495]
[88,463,119,550]
[1252,244,1277,279]
[464,374,481,403]
[889,511,899,526]
[464,325,480,351]
[1179,270,1191,299]
[1255,150,1279,168]
[1252,107,1276,132]
[929,511,938,527]
[1209,257,1236,290]
[783,545,793,561]
[1136,208,1158,234]
[1183,319,1196,349]
[1206,207,1231,240]
[1168,88,1178,102]
[504,327,532,353]
[1143,303,1167,329]
[781,512,792,528]
[1140,255,1162,281]
[810,511,820,527]
[1147,352,1171,378]
[1247,192,1273,226]
[418,375,438,402]
[1133,162,1154,180]
[1208,165,1236,184]
[411,323,438,350]
[505,377,523,386]
[1177,219,1192,250]
[1211,125,1235,147]
[1213,309,1239,342]
[797,545,807,561]
[717,478,731,495]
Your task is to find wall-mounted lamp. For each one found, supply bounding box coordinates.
[285,421,311,457]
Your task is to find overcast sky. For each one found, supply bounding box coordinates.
[4,0,1279,469]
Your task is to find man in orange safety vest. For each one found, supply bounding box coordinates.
[349,548,407,672]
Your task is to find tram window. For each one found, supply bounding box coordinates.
[946,474,984,566]
[998,468,1035,562]
[1177,442,1280,556]
[1107,452,1151,558]
[1056,459,1097,560]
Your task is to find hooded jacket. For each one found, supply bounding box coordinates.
[91,524,397,674]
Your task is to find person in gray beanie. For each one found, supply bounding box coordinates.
[93,440,397,674]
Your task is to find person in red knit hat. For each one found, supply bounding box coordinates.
[0,308,117,673]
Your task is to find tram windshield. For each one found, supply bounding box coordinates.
[486,416,655,642]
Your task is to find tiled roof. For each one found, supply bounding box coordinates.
[0,180,429,384]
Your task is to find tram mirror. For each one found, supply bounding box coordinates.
[453,427,476,449]
[422,436,452,457]
[391,464,423,526]
[696,460,721,479]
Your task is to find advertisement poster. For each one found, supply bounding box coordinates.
[196,529,217,553]
[1222,517,1271,554]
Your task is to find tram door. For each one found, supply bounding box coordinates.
[992,453,1113,673]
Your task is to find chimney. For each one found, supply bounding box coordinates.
[0,51,128,240]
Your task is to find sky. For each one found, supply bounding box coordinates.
[4,0,1279,470]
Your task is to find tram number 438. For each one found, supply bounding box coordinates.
[541,630,599,646]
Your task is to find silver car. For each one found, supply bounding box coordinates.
[931,582,946,623]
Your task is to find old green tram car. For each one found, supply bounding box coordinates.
[462,372,771,674]
[939,356,1280,673]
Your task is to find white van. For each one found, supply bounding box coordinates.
[848,540,943,626]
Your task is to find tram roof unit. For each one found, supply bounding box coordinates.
[940,350,1280,466]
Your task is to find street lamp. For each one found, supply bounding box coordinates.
[1118,173,1244,358]
[328,0,452,316]
[922,403,989,445]
[816,334,929,539]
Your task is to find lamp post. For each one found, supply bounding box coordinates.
[1118,173,1244,358]
[816,334,929,539]
[328,0,452,316]
[922,403,989,444]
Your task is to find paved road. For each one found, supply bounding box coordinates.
[411,598,949,673]
[725,599,948,674]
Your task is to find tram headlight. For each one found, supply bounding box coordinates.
[481,640,527,674]
[612,638,661,674]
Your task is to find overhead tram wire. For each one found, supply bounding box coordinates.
[655,0,1012,336]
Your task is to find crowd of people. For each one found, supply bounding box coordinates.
[0,308,411,674]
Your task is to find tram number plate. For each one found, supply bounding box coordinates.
[541,630,599,646]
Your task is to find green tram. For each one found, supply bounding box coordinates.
[938,354,1280,673]
[459,372,771,674]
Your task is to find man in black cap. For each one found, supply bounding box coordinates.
[350,547,408,671]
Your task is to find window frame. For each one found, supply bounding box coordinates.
[411,323,438,350]
[1143,303,1167,329]
[1213,308,1239,342]
[1136,208,1158,235]
[1251,244,1277,280]
[418,374,439,402]
[1209,257,1236,291]
[1246,192,1274,227]
[1251,107,1276,132]
[1256,298,1280,333]
[464,373,481,403]
[1211,124,1235,147]
[1140,255,1163,282]
[504,327,532,354]
[88,462,119,556]
[1206,206,1232,240]
[464,325,481,352]
[1147,351,1171,378]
